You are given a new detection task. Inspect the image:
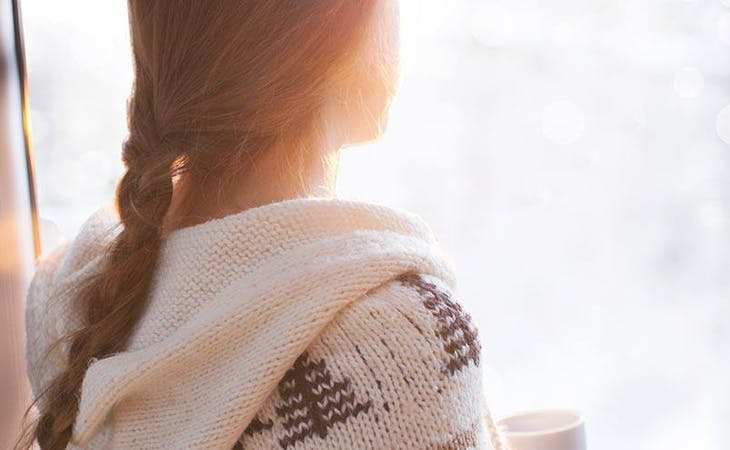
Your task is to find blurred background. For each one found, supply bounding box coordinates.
[19,0,730,448]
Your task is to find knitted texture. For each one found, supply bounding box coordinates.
[25,197,495,449]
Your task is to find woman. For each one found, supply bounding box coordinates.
[20,1,503,449]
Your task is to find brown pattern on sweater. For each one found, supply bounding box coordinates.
[233,352,373,449]
[245,415,274,437]
[396,273,481,376]
[274,351,372,449]
[232,414,273,449]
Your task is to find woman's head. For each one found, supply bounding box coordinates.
[127,0,400,179]
[19,1,399,448]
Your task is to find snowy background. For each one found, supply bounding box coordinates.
[21,0,730,448]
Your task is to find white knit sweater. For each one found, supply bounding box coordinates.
[25,197,497,449]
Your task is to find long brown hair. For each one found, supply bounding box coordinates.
[18,1,387,448]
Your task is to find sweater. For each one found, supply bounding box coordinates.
[25,197,498,449]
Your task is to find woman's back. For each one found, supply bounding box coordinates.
[25,198,492,449]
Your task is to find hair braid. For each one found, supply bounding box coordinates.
[24,59,177,450]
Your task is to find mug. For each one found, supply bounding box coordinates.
[497,409,586,450]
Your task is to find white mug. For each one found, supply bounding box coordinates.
[497,409,586,450]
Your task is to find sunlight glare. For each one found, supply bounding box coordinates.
[541,100,586,145]
[718,13,730,46]
[673,67,704,98]
[716,104,730,145]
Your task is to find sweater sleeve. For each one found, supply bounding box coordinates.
[234,273,493,450]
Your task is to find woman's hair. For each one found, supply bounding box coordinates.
[19,1,388,448]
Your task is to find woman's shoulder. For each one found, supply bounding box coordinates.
[331,271,483,379]
[238,272,488,449]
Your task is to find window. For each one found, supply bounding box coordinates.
[20,1,730,449]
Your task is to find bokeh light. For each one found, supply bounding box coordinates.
[718,13,730,45]
[541,100,585,145]
[716,105,730,144]
[470,4,517,48]
[673,67,705,98]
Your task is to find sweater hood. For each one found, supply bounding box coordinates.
[26,197,457,449]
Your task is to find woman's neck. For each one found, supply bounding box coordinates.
[164,139,342,232]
